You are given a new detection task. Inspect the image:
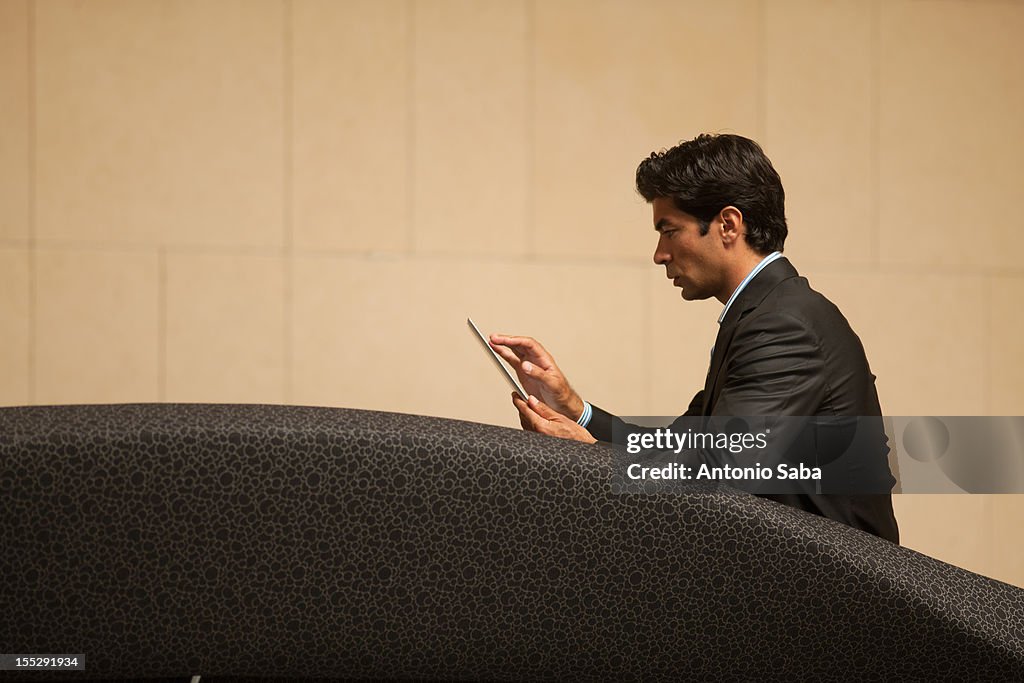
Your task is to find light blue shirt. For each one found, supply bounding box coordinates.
[718,251,783,324]
[578,251,784,429]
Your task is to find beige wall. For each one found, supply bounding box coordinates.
[1,0,1022,587]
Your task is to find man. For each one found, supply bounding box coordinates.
[490,133,899,543]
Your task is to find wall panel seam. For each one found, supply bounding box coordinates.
[284,0,294,404]
[157,248,166,402]
[406,0,416,254]
[525,0,536,259]
[755,0,765,141]
[27,0,36,405]
[869,0,880,264]
[984,275,992,415]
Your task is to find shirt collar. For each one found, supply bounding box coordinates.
[718,251,784,324]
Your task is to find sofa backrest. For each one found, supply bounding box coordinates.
[2,403,1022,681]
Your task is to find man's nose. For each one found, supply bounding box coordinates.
[654,245,670,266]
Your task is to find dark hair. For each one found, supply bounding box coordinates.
[635,133,787,253]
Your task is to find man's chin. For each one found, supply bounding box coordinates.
[679,288,707,301]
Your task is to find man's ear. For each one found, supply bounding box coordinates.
[718,206,744,245]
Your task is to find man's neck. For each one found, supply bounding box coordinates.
[717,252,772,305]
[715,251,784,324]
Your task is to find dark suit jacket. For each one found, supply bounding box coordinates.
[586,257,900,543]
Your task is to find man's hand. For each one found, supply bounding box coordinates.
[489,334,584,421]
[512,393,596,444]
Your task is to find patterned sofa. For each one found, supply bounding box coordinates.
[1,403,1022,681]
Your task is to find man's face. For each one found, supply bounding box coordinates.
[651,197,725,301]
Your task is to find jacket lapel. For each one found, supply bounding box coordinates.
[700,257,800,414]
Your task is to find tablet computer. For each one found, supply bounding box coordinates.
[467,317,529,400]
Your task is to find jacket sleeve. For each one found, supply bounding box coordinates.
[586,389,703,443]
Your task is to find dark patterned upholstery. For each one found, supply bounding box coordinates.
[1,403,1022,682]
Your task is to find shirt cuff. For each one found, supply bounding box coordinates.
[576,400,593,428]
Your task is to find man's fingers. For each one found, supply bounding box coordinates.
[490,333,537,347]
[527,395,560,420]
[490,334,555,369]
[512,393,545,432]
[514,393,562,427]
[512,393,595,444]
[490,342,523,367]
[492,342,561,392]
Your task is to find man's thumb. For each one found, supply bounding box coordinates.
[528,395,558,419]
